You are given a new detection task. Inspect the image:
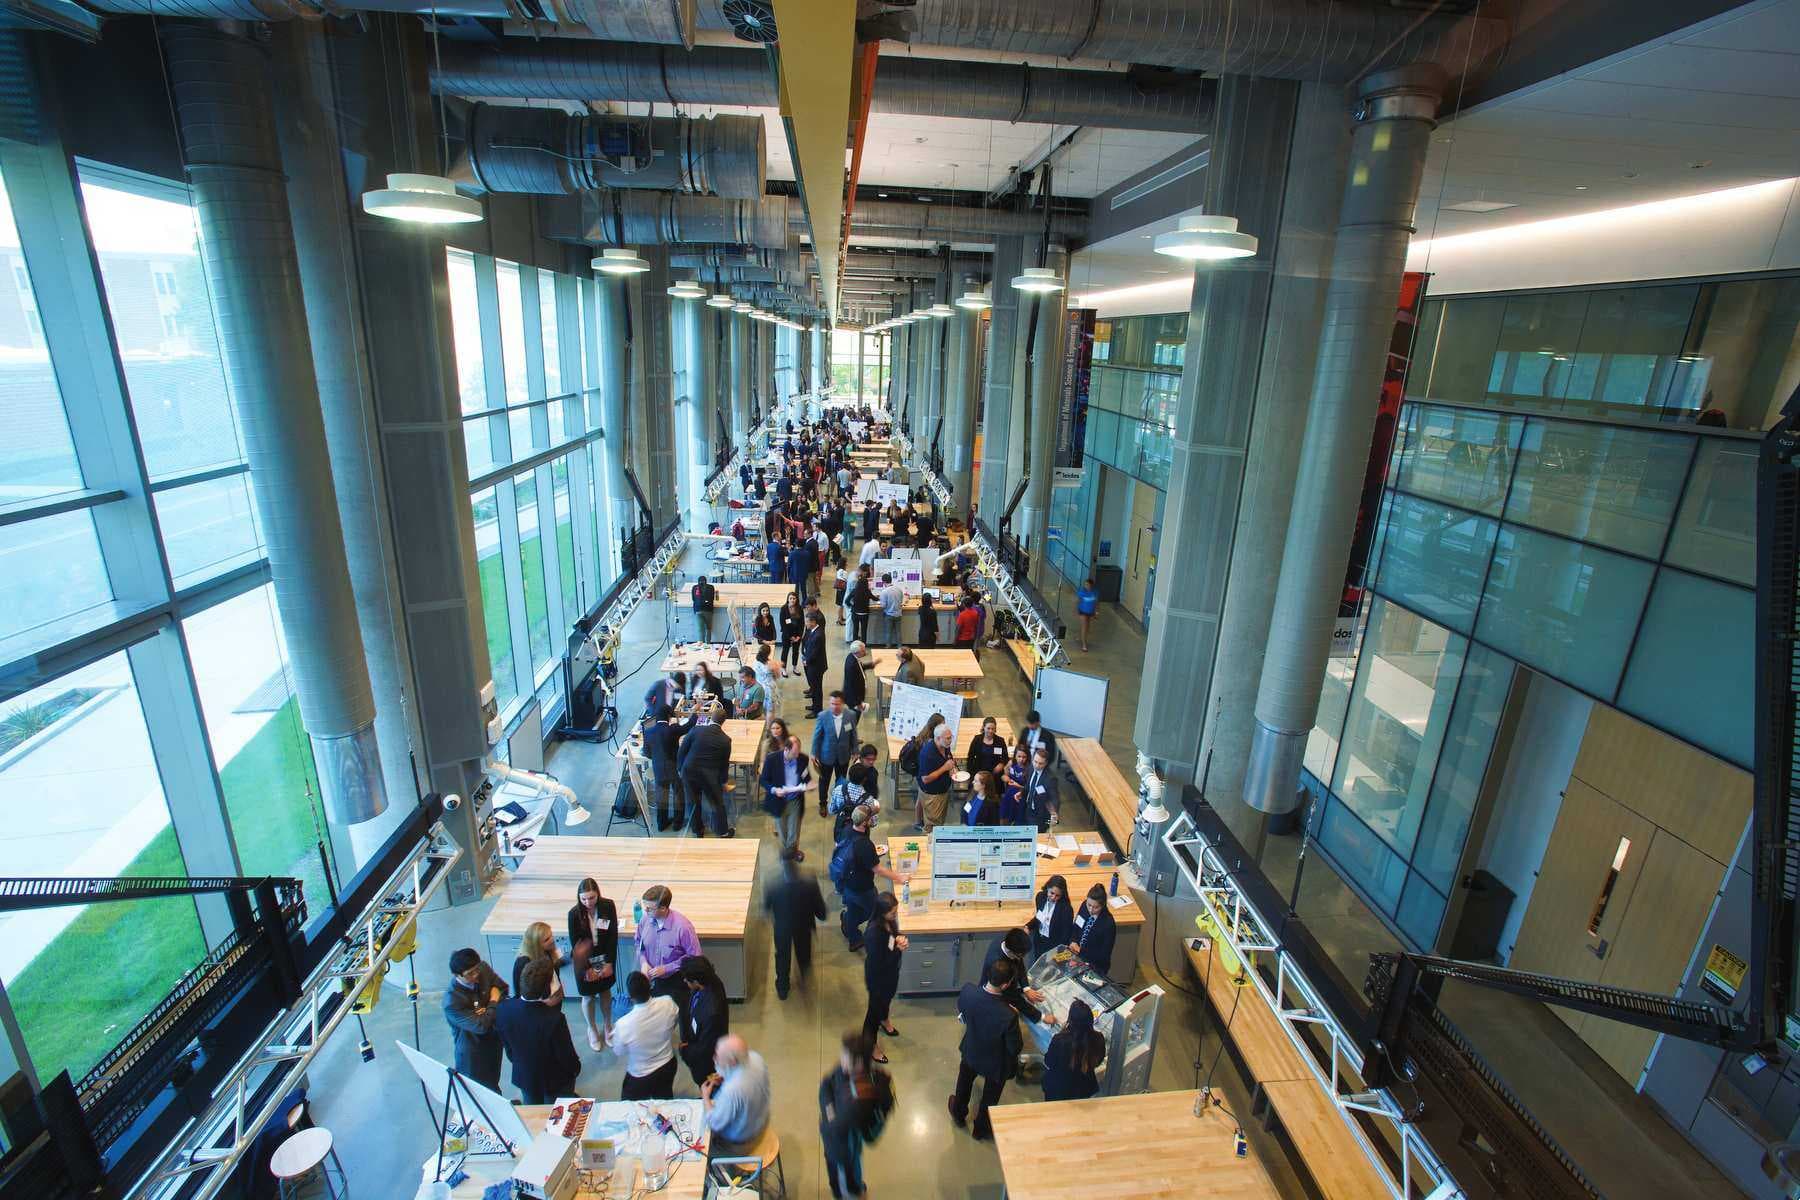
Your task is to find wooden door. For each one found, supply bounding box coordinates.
[1509,779,1656,1033]
[1122,481,1158,621]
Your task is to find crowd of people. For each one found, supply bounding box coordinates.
[442,408,1118,1197]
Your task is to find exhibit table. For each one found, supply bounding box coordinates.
[990,1092,1279,1200]
[877,829,1142,995]
[427,1101,708,1199]
[657,642,740,675]
[868,647,981,713]
[482,836,760,999]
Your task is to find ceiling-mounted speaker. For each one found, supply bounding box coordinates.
[723,0,778,43]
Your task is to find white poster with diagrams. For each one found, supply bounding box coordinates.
[929,825,1039,903]
[875,481,911,508]
[885,681,961,747]
[873,557,925,597]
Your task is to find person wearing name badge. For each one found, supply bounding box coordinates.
[1000,744,1031,826]
[964,716,1009,780]
[1030,875,1075,958]
[963,769,1001,827]
[1022,745,1061,832]
[1069,883,1119,978]
[567,877,618,1051]
[760,734,813,857]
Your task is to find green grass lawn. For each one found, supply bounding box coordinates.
[477,525,569,708]
[7,696,331,1084]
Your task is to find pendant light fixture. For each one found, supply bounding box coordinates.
[733,301,755,313]
[668,278,705,300]
[706,291,735,309]
[363,22,482,225]
[1153,214,1258,261]
[955,286,992,310]
[926,302,955,318]
[1010,266,1064,294]
[592,248,650,274]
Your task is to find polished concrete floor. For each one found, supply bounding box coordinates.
[308,539,1306,1198]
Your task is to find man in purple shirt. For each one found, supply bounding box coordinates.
[636,884,701,1011]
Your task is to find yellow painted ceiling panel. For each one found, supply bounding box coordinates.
[771,0,855,320]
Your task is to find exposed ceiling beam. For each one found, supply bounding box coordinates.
[772,0,856,320]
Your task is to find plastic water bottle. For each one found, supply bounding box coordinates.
[633,898,644,927]
[1109,871,1119,898]
[901,880,911,907]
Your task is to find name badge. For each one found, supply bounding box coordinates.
[595,919,612,930]
[1036,785,1046,794]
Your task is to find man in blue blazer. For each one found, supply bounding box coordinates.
[810,690,858,817]
[494,959,581,1104]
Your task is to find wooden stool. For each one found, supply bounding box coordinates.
[270,1127,347,1199]
[708,1124,786,1198]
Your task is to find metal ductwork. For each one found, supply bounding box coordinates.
[162,24,387,826]
[459,105,763,198]
[1244,65,1446,817]
[541,192,1084,249]
[432,39,1212,134]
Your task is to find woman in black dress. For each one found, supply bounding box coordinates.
[916,589,938,647]
[567,877,618,1051]
[964,716,1009,780]
[861,893,906,1064]
[752,602,777,644]
[779,594,805,669]
[1043,998,1105,1101]
[680,956,730,1085]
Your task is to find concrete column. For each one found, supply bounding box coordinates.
[730,310,751,447]
[893,308,912,437]
[856,332,865,406]
[674,295,712,526]
[1199,82,1354,822]
[1016,245,1069,560]
[1244,66,1447,818]
[1133,76,1304,781]
[635,247,676,527]
[596,275,635,561]
[163,24,388,832]
[979,237,1025,526]
[944,275,981,517]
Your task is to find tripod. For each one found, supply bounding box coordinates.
[432,1066,520,1183]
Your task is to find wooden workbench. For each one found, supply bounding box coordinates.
[1060,737,1139,857]
[430,1103,708,1199]
[881,830,1142,994]
[990,1091,1280,1200]
[483,837,760,999]
[1181,943,1390,1200]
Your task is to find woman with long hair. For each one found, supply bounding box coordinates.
[861,894,906,1065]
[964,716,1009,779]
[1043,998,1105,1101]
[1031,874,1075,957]
[679,956,730,1085]
[512,920,564,999]
[752,601,777,644]
[1000,744,1031,825]
[567,878,618,1050]
[963,770,1001,827]
[779,592,805,669]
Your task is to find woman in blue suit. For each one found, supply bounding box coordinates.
[1069,883,1117,978]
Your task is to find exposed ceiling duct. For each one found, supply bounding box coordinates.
[539,192,1084,248]
[456,105,764,198]
[432,39,1213,134]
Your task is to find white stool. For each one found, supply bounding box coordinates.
[270,1127,348,1199]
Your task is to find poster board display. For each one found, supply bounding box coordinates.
[875,481,911,508]
[849,420,867,440]
[874,557,925,597]
[854,477,879,503]
[885,681,962,747]
[929,825,1038,903]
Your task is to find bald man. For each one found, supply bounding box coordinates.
[701,1034,771,1156]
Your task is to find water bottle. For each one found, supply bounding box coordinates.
[1109,871,1119,898]
[901,880,911,907]
[632,898,644,927]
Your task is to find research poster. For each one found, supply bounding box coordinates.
[929,825,1039,903]
[885,681,962,747]
[873,557,925,597]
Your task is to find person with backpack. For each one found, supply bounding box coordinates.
[819,1032,894,1200]
[831,805,909,952]
[690,575,717,641]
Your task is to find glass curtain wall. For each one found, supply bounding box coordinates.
[1409,275,1800,432]
[1302,399,1757,950]
[0,150,346,1091]
[445,248,616,739]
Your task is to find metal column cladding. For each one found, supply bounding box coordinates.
[163,24,386,825]
[1244,65,1446,816]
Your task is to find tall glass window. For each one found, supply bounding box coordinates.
[473,487,517,710]
[447,248,487,413]
[496,259,529,408]
[81,169,243,479]
[539,270,563,398]
[514,473,552,671]
[0,651,205,1082]
[183,586,333,910]
[0,165,83,502]
[0,511,113,644]
[552,459,579,623]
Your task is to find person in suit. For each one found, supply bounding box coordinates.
[811,690,858,819]
[1043,998,1105,1102]
[916,588,938,647]
[801,610,829,717]
[763,844,828,1000]
[679,956,730,1086]
[1021,745,1061,831]
[964,716,1009,779]
[786,531,812,603]
[1019,710,1057,765]
[978,927,1057,1026]
[1031,875,1075,958]
[760,734,813,855]
[766,534,788,586]
[442,948,507,1091]
[494,958,581,1105]
[962,769,1002,827]
[644,705,694,831]
[1069,883,1119,977]
[644,671,687,717]
[512,920,566,999]
[1000,744,1032,826]
[950,957,1026,1141]
[677,703,736,838]
[841,641,871,717]
[779,593,805,670]
[568,878,618,1051]
[861,498,879,541]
